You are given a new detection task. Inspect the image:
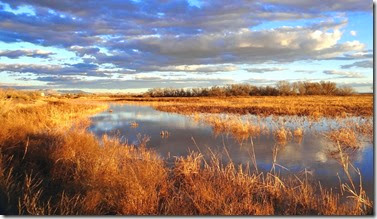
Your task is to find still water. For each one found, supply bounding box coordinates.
[89,104,373,197]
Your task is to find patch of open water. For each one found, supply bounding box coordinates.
[89,104,373,199]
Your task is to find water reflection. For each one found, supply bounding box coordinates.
[89,104,373,198]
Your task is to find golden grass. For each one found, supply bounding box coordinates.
[328,128,359,149]
[164,151,371,215]
[196,114,266,141]
[325,118,373,161]
[105,95,373,117]
[274,127,292,145]
[0,88,42,103]
[293,127,304,142]
[0,89,373,215]
[353,120,373,141]
[130,121,139,128]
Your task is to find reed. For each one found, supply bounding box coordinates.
[293,127,304,142]
[105,95,373,118]
[130,121,139,128]
[327,128,359,150]
[274,127,292,145]
[196,114,266,141]
[0,89,373,215]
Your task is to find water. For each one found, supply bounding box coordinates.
[89,103,373,198]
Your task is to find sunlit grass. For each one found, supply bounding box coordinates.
[106,95,373,118]
[0,89,373,215]
[293,127,304,142]
[274,127,292,145]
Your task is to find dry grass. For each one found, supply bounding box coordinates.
[130,121,139,128]
[335,142,372,213]
[0,89,373,215]
[328,128,359,149]
[325,118,373,160]
[0,88,42,103]
[274,127,292,145]
[197,114,267,141]
[105,95,373,117]
[0,92,168,215]
[163,151,371,215]
[293,127,304,142]
[353,120,373,141]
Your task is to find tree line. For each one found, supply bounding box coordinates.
[145,81,356,97]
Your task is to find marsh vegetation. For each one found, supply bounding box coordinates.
[0,89,373,215]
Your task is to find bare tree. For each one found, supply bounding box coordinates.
[320,81,337,95]
[276,81,292,96]
[336,85,355,96]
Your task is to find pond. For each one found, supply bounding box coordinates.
[89,103,373,199]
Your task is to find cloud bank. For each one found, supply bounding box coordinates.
[0,0,372,90]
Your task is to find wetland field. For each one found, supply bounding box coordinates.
[0,0,372,216]
[0,89,374,215]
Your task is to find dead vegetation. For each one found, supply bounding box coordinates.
[0,89,373,215]
[328,128,360,150]
[130,121,139,128]
[274,127,293,145]
[293,127,304,142]
[108,95,373,118]
[326,117,373,149]
[195,114,267,141]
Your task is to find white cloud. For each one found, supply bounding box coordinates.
[294,70,316,74]
[104,20,363,71]
[323,70,364,78]
[341,60,373,69]
[141,65,238,73]
[0,49,54,59]
[244,67,287,73]
[0,0,372,91]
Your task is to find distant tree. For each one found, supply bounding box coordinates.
[320,81,337,95]
[144,81,355,97]
[303,82,322,95]
[200,88,210,96]
[296,81,306,95]
[248,85,259,96]
[336,85,355,96]
[259,86,279,96]
[224,84,251,96]
[290,82,299,95]
[209,86,226,96]
[276,81,292,96]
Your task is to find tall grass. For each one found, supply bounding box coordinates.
[274,127,292,145]
[196,114,266,141]
[0,88,42,102]
[0,90,373,215]
[126,95,373,117]
[293,127,304,142]
[328,128,359,149]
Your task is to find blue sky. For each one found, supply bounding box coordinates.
[0,0,373,93]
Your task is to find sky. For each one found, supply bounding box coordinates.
[0,0,373,93]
